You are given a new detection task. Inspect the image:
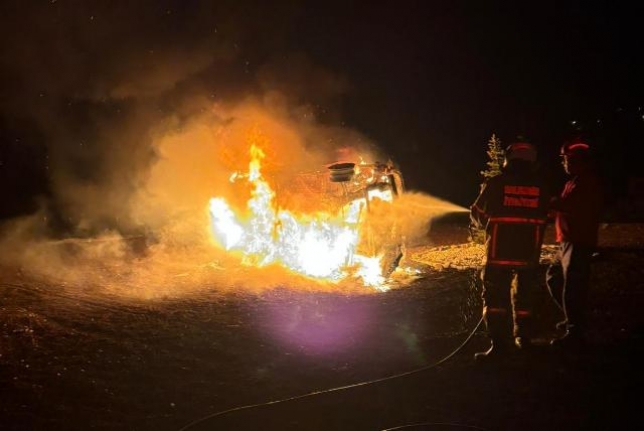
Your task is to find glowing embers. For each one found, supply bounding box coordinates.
[209,144,387,288]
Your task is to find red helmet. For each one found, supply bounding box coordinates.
[505,141,537,163]
[560,139,591,158]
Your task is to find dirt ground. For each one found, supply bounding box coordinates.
[1,219,642,430]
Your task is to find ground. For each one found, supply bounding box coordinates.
[1,218,642,430]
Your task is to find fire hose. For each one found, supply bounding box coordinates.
[381,423,487,430]
[177,315,485,431]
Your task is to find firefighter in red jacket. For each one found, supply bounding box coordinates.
[470,141,550,361]
[547,139,603,347]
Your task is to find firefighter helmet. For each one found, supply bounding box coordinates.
[505,141,537,163]
[560,139,591,159]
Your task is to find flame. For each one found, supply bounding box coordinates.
[208,143,393,289]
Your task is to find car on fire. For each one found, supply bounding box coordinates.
[273,159,407,278]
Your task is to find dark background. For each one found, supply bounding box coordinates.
[1,1,643,224]
[292,2,644,205]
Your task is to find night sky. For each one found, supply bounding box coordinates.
[1,1,643,227]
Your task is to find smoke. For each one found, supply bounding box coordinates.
[0,1,464,296]
[0,2,290,232]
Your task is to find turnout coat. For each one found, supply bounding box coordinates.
[471,163,550,268]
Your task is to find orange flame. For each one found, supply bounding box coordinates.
[208,143,390,289]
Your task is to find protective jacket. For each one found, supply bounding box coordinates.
[471,162,550,267]
[551,171,603,247]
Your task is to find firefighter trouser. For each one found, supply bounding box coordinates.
[481,265,538,343]
[546,241,593,333]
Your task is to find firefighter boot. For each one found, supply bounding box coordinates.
[514,336,534,351]
[550,330,585,350]
[476,306,513,362]
[474,340,510,363]
[513,318,535,352]
[514,320,535,352]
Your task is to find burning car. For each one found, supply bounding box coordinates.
[209,145,406,288]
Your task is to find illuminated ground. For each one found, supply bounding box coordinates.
[0,220,642,430]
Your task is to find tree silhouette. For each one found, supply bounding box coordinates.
[470,134,505,244]
[481,133,505,179]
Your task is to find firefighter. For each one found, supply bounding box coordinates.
[547,139,603,348]
[470,140,550,361]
